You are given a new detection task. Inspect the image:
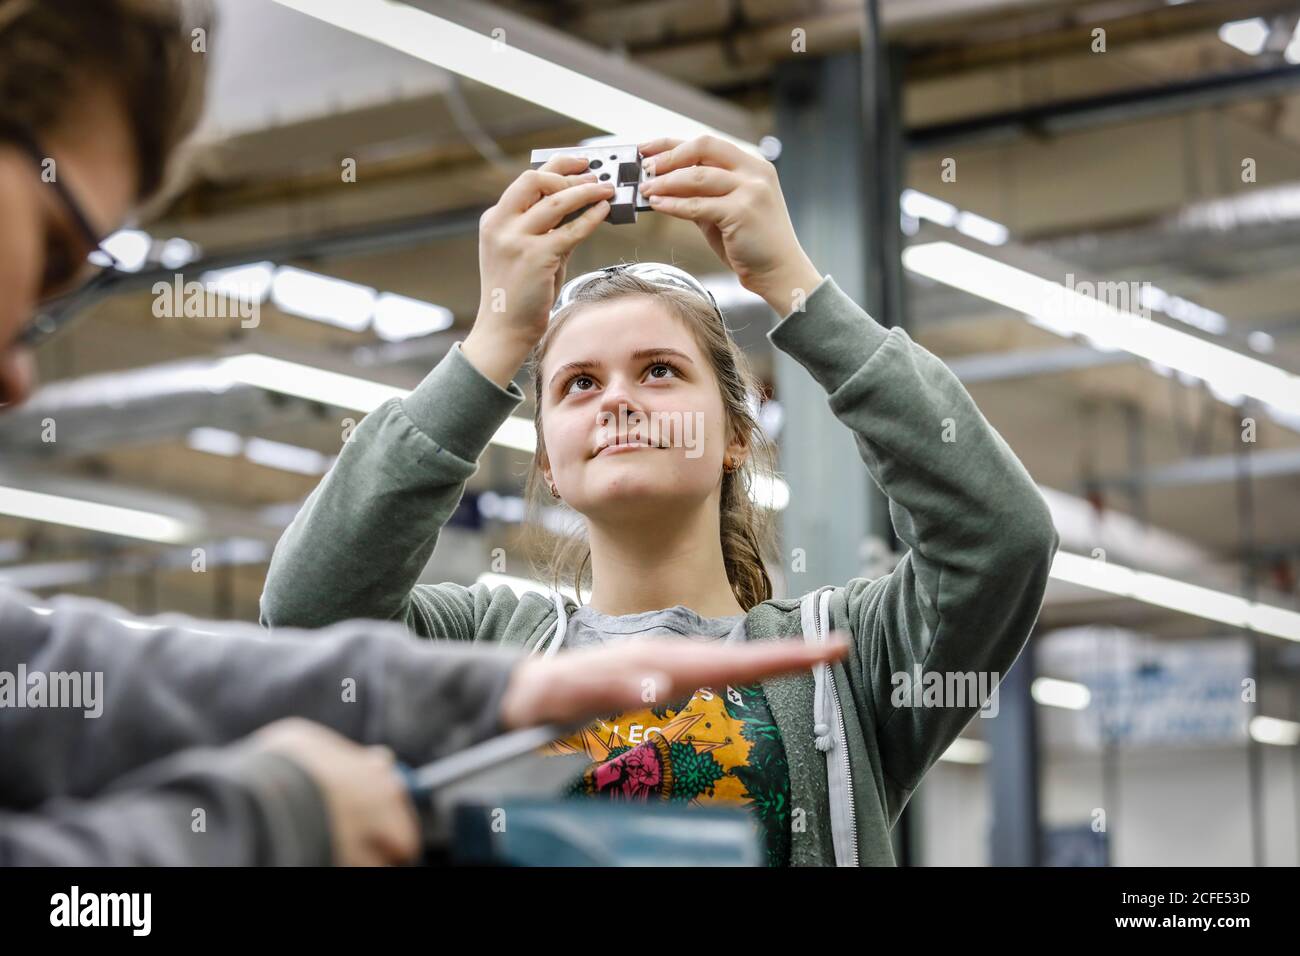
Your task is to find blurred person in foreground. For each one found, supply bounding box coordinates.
[0,0,846,866]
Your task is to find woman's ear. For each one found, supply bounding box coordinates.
[724,427,750,471]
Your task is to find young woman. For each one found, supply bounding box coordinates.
[262,135,1060,867]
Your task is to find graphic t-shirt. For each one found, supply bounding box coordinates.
[540,603,791,867]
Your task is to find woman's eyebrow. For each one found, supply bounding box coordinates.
[548,347,695,389]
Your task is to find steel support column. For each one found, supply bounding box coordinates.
[989,639,1043,866]
[771,0,912,861]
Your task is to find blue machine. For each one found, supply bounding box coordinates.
[398,725,762,866]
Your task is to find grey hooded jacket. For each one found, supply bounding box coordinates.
[0,587,518,864]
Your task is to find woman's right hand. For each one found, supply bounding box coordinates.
[464,157,615,387]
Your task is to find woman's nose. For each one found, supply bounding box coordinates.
[597,377,639,415]
[596,380,650,433]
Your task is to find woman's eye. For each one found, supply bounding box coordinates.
[565,374,595,395]
[563,361,681,397]
[648,361,680,380]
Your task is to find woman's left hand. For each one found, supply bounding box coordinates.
[637,135,823,314]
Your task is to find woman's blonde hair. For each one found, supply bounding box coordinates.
[520,270,779,611]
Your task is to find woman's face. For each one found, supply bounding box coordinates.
[0,86,138,406]
[540,295,740,524]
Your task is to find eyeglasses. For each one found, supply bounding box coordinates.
[551,262,724,324]
[1,122,125,350]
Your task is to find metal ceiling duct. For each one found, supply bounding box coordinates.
[0,360,310,460]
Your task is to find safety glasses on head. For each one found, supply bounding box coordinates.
[550,262,724,325]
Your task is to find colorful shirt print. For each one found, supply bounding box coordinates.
[543,681,791,867]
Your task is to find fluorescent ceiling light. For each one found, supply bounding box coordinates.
[199,262,275,303]
[491,415,540,453]
[938,737,989,764]
[1050,550,1300,642]
[0,487,192,544]
[99,229,152,272]
[268,0,761,156]
[373,293,454,341]
[272,266,376,332]
[1031,676,1091,710]
[750,472,790,511]
[1249,715,1300,746]
[901,189,958,228]
[1138,284,1228,335]
[218,354,406,412]
[956,210,1009,246]
[187,427,244,457]
[216,355,540,451]
[159,237,200,270]
[199,264,453,339]
[1218,18,1270,55]
[1248,331,1275,354]
[244,437,334,475]
[902,242,1300,417]
[189,427,332,475]
[900,190,1009,246]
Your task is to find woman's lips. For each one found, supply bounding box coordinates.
[595,441,660,458]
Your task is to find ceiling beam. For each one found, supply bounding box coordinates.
[1093,446,1300,490]
[910,63,1300,150]
[906,0,1300,78]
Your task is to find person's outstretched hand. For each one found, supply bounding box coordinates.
[636,134,823,317]
[497,632,850,730]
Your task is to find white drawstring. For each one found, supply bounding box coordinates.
[803,587,834,752]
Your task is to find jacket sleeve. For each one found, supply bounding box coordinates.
[0,585,519,812]
[768,276,1059,817]
[259,341,526,641]
[0,748,333,866]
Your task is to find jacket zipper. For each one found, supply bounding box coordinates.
[813,587,860,866]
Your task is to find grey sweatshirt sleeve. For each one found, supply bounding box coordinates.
[768,275,1059,817]
[260,341,525,638]
[0,585,519,815]
[1,749,331,866]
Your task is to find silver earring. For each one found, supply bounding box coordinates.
[549,482,560,498]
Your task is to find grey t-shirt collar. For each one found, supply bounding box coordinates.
[565,602,747,649]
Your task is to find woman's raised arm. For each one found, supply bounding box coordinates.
[260,158,614,636]
[642,135,1059,821]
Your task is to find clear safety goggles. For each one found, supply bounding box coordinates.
[551,262,723,323]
